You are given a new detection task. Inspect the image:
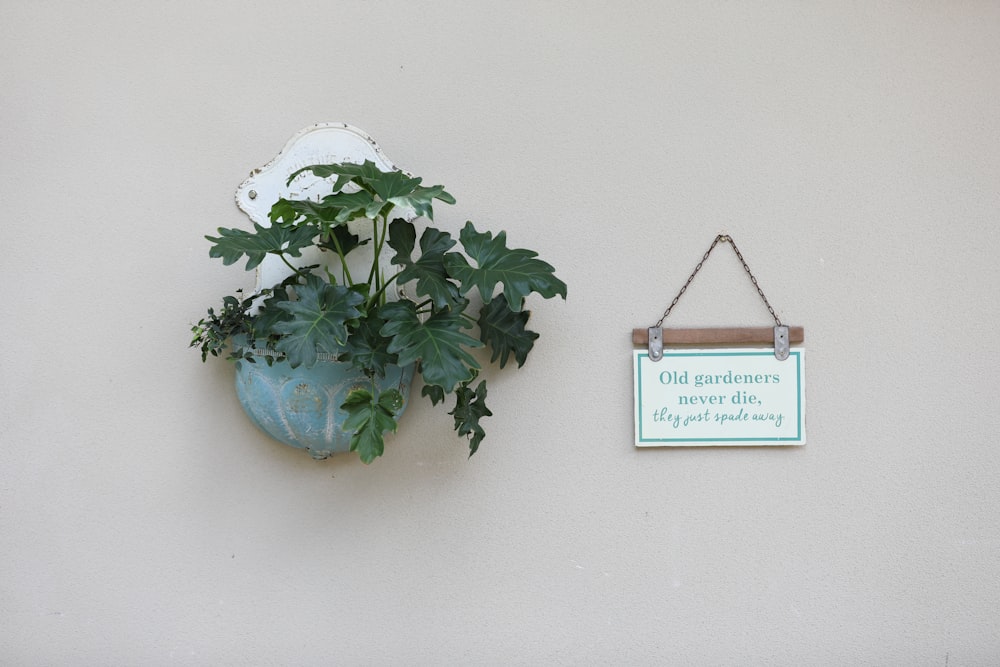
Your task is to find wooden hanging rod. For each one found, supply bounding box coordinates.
[632,326,805,346]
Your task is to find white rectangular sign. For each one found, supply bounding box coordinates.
[634,348,805,446]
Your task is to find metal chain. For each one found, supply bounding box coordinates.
[654,234,782,328]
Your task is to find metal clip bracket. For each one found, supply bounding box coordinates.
[774,325,789,361]
[648,327,663,362]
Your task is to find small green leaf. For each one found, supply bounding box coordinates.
[378,388,405,414]
[386,217,416,256]
[450,380,492,456]
[421,384,446,406]
[388,219,461,309]
[317,224,367,257]
[477,295,539,368]
[273,274,364,368]
[206,222,318,271]
[341,388,400,464]
[443,221,567,311]
[380,300,482,392]
[388,184,455,221]
[369,169,423,203]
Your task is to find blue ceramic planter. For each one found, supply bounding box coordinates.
[234,356,415,459]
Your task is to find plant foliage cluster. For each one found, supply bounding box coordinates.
[192,161,566,463]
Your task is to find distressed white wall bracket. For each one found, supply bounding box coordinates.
[235,123,411,296]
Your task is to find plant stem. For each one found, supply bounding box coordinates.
[368,216,384,293]
[323,232,354,285]
[367,215,382,289]
[367,208,393,305]
[278,252,310,279]
[368,271,401,307]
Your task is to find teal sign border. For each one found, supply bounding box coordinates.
[635,349,805,444]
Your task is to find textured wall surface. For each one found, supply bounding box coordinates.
[2,2,999,664]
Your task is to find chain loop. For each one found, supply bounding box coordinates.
[654,234,782,328]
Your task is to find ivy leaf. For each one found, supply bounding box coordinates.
[387,219,461,309]
[272,274,364,368]
[450,380,492,457]
[421,384,446,406]
[477,295,539,368]
[379,300,482,393]
[341,312,397,377]
[206,222,318,271]
[443,221,568,311]
[342,388,401,464]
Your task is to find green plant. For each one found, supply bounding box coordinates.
[191,160,566,463]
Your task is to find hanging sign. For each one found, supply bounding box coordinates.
[632,235,806,447]
[633,347,805,446]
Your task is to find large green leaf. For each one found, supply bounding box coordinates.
[288,160,386,193]
[387,219,461,309]
[206,222,318,271]
[443,221,568,311]
[379,300,482,392]
[270,192,376,228]
[341,312,397,377]
[287,161,455,221]
[272,274,364,368]
[450,379,492,456]
[248,271,322,351]
[477,295,539,368]
[341,388,402,464]
[251,285,294,341]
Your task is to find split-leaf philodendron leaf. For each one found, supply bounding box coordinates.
[342,388,402,464]
[206,221,318,271]
[477,295,539,368]
[388,219,461,309]
[444,221,568,311]
[273,274,364,368]
[379,300,482,393]
[450,379,492,456]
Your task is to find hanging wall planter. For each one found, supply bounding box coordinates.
[191,124,566,463]
[234,351,415,459]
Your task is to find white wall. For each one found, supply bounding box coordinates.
[3,2,999,664]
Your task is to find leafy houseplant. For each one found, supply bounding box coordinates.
[191,160,566,463]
